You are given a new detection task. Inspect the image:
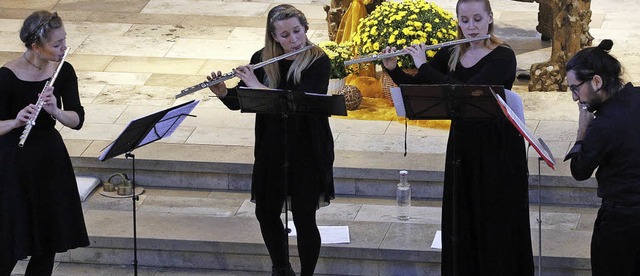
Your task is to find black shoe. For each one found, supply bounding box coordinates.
[517,72,531,80]
[271,264,295,276]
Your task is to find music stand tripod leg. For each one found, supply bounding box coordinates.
[537,157,543,275]
[125,152,139,276]
[97,99,199,276]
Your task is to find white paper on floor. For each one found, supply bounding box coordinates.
[76,176,100,201]
[287,221,350,244]
[431,230,442,249]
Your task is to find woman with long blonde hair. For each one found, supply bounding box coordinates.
[382,0,534,274]
[208,4,334,276]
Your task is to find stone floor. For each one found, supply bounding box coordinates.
[3,0,640,275]
[12,187,598,275]
[1,0,639,162]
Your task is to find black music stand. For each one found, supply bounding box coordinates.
[400,84,505,120]
[399,84,505,275]
[236,87,346,264]
[490,88,555,276]
[98,99,199,276]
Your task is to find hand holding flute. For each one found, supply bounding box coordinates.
[177,45,313,99]
[207,64,266,98]
[206,71,229,98]
[380,46,401,71]
[15,85,59,124]
[380,44,428,71]
[346,35,491,68]
[18,46,70,147]
[12,104,36,130]
[40,85,60,117]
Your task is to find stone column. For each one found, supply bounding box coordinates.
[528,0,594,91]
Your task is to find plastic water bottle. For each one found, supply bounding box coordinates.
[396,170,411,220]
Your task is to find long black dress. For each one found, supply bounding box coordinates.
[219,49,335,211]
[388,45,534,275]
[0,63,89,265]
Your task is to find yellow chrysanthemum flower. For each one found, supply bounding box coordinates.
[318,41,356,79]
[352,0,457,68]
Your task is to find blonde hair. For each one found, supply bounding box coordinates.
[262,4,325,88]
[448,0,504,71]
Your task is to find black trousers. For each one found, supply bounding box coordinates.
[255,197,321,276]
[591,202,640,276]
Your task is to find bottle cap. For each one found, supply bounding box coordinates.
[399,170,408,175]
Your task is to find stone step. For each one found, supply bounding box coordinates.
[53,189,597,275]
[64,142,599,274]
[71,143,600,208]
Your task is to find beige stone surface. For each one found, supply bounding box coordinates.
[5,0,640,274]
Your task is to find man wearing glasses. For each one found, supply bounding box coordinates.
[564,39,640,275]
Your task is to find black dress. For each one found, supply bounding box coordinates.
[0,63,89,264]
[388,45,534,275]
[219,49,335,211]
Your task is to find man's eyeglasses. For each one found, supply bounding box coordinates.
[569,80,589,95]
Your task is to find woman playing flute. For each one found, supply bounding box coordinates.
[382,0,534,275]
[0,11,88,275]
[208,4,334,276]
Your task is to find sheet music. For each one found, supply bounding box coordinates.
[491,91,556,169]
[138,100,199,147]
[98,100,199,161]
[305,92,331,97]
[390,87,406,117]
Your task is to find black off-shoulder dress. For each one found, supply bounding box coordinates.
[0,63,89,265]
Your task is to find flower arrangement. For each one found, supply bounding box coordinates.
[318,41,357,79]
[352,0,458,69]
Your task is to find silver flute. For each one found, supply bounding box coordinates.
[18,47,70,147]
[175,45,314,99]
[343,35,491,66]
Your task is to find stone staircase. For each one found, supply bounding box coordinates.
[59,144,597,275]
[72,142,600,207]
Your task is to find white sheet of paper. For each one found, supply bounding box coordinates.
[492,92,556,168]
[287,222,350,244]
[390,87,406,117]
[431,230,442,249]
